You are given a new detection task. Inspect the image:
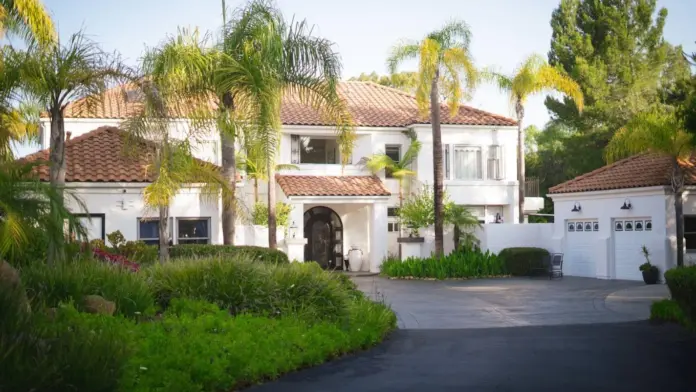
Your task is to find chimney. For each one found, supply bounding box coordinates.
[66,131,72,141]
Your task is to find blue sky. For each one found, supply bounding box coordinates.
[19,0,696,155]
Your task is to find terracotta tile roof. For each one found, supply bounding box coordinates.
[548,153,696,194]
[58,81,516,127]
[19,126,222,183]
[276,175,391,197]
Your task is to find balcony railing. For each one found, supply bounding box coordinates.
[525,177,540,197]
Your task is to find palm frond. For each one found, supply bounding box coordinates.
[400,140,421,167]
[535,64,584,112]
[365,153,396,174]
[427,19,472,50]
[1,0,56,46]
[415,38,440,116]
[386,41,420,75]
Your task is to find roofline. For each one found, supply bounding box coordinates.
[548,185,668,200]
[286,195,391,202]
[547,154,644,194]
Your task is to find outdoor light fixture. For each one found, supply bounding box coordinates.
[571,202,581,212]
[620,199,632,210]
[289,221,298,238]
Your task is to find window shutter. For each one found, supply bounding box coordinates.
[488,145,502,180]
[444,144,450,180]
[290,135,299,164]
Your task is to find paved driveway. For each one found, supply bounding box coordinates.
[250,277,695,392]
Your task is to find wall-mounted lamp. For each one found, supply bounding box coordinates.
[620,199,632,210]
[571,202,581,212]
[289,221,298,238]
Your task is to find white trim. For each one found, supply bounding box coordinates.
[548,186,668,200]
[288,195,390,204]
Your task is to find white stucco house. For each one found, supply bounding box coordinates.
[30,81,543,272]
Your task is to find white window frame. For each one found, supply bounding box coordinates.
[384,145,401,179]
[176,217,211,245]
[487,145,503,180]
[453,145,483,180]
[292,135,341,165]
[137,217,173,244]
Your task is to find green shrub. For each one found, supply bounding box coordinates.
[119,240,159,264]
[381,249,505,280]
[21,259,155,318]
[650,299,690,327]
[498,247,550,276]
[252,201,292,227]
[147,257,350,321]
[119,298,395,392]
[664,266,696,323]
[169,244,289,264]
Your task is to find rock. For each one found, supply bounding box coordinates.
[44,307,59,320]
[83,295,116,316]
[0,260,31,313]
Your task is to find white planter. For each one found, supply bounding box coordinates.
[348,248,364,272]
[398,237,424,259]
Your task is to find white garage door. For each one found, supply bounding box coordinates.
[565,220,599,277]
[613,218,653,281]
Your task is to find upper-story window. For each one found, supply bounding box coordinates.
[384,145,401,178]
[453,145,482,180]
[291,135,339,164]
[487,145,503,180]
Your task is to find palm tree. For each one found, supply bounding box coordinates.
[216,0,354,249]
[0,0,55,46]
[606,109,692,267]
[444,203,481,251]
[484,54,583,223]
[365,140,421,210]
[0,47,39,161]
[387,20,479,256]
[121,80,233,263]
[238,137,297,204]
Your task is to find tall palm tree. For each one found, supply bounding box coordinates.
[484,54,583,223]
[365,140,421,210]
[216,0,354,249]
[606,109,692,267]
[0,0,55,46]
[121,80,233,263]
[237,136,297,204]
[387,20,478,256]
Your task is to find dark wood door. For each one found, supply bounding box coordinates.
[304,207,343,269]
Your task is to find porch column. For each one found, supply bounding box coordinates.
[285,201,306,262]
[370,200,388,272]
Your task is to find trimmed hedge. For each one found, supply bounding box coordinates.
[498,247,550,276]
[169,244,289,264]
[664,265,696,323]
[381,249,505,280]
[650,299,690,327]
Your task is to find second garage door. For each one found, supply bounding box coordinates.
[613,218,653,281]
[565,220,599,278]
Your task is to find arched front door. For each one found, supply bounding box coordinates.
[304,206,343,269]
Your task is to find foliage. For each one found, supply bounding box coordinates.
[118,297,395,392]
[0,291,133,392]
[92,247,141,272]
[146,257,350,321]
[103,231,158,264]
[498,247,551,276]
[664,266,696,324]
[398,185,435,236]
[650,299,691,328]
[252,201,292,227]
[445,203,481,250]
[107,230,127,249]
[0,0,56,46]
[20,258,154,318]
[348,71,419,93]
[381,248,504,280]
[169,244,289,264]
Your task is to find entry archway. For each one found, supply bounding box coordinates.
[303,206,343,269]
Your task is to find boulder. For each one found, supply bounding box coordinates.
[83,295,116,316]
[0,260,31,312]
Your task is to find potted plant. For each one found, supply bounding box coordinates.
[639,245,659,284]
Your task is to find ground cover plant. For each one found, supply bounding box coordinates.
[381,248,505,280]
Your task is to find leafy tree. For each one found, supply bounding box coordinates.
[606,109,692,267]
[387,20,478,256]
[216,0,354,249]
[485,54,583,223]
[365,140,421,209]
[348,71,419,93]
[0,0,55,46]
[17,32,126,263]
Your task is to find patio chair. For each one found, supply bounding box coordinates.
[549,253,564,279]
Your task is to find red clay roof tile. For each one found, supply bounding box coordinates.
[276,174,391,197]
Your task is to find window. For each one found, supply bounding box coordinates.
[453,145,482,180]
[388,222,400,232]
[177,218,211,244]
[444,144,450,180]
[293,136,339,164]
[487,145,503,180]
[137,218,172,245]
[71,214,105,241]
[387,207,400,217]
[685,217,696,250]
[384,145,401,178]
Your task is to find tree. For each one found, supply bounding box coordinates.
[0,47,39,161]
[365,140,421,210]
[606,109,692,267]
[17,32,126,263]
[485,54,583,223]
[348,71,419,93]
[387,20,478,256]
[445,203,480,251]
[216,0,354,249]
[121,80,232,263]
[0,0,55,46]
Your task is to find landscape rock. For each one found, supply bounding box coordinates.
[83,295,116,315]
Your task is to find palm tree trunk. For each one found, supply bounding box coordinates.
[220,97,236,245]
[158,205,169,263]
[431,70,444,256]
[672,159,685,267]
[254,177,259,203]
[47,108,67,264]
[516,99,525,224]
[267,155,277,249]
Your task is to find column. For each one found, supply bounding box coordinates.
[285,201,306,262]
[370,201,388,272]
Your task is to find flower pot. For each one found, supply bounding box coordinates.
[641,268,659,285]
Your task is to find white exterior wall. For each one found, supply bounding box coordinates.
[477,223,558,254]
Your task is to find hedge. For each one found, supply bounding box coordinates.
[381,249,505,280]
[664,265,696,323]
[169,244,289,264]
[498,247,550,276]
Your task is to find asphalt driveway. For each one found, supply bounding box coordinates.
[250,277,695,392]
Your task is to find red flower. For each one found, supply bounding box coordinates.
[92,248,140,272]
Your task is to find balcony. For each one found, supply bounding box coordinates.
[525,177,540,197]
[523,177,544,213]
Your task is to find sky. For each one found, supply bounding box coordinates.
[16,0,696,156]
